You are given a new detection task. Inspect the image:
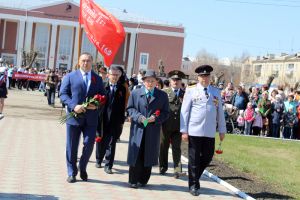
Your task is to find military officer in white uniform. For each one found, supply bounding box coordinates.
[180,65,226,196]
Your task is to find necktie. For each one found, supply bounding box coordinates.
[84,73,89,93]
[147,92,151,102]
[110,84,115,99]
[174,89,178,97]
[204,87,209,99]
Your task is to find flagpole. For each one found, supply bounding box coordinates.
[76,0,83,70]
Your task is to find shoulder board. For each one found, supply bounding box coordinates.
[188,85,196,88]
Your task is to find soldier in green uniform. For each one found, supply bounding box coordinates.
[159,70,186,178]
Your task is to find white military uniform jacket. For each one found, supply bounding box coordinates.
[180,83,226,137]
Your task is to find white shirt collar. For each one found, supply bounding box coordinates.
[79,69,91,77]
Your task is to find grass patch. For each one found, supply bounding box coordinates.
[215,135,300,199]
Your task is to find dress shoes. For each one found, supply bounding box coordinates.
[174,172,180,179]
[129,183,138,189]
[159,168,167,175]
[104,167,113,174]
[95,163,102,168]
[138,182,146,187]
[80,171,88,181]
[67,176,76,183]
[189,188,200,196]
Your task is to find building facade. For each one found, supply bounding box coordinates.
[241,53,300,87]
[0,0,185,76]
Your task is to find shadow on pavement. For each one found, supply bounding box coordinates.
[0,193,59,199]
[219,176,252,181]
[248,192,295,199]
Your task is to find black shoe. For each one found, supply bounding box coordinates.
[80,171,88,181]
[104,167,113,174]
[159,168,167,175]
[67,176,76,183]
[138,182,146,187]
[174,172,180,179]
[189,188,200,196]
[95,163,102,168]
[129,183,138,189]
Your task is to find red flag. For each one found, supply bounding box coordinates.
[79,0,125,66]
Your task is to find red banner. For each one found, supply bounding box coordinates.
[79,0,125,67]
[12,72,46,82]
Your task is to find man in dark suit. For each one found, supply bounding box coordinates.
[95,66,126,174]
[127,70,169,189]
[159,70,186,178]
[60,52,105,183]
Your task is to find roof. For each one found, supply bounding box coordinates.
[0,0,183,28]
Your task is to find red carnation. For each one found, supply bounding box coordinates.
[155,110,160,117]
[215,149,223,154]
[95,136,102,143]
[91,76,96,84]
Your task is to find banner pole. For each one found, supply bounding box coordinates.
[76,0,83,70]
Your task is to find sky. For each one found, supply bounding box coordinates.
[2,0,300,59]
[94,0,300,59]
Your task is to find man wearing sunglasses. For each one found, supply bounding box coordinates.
[180,65,226,196]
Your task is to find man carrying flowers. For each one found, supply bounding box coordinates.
[60,52,105,183]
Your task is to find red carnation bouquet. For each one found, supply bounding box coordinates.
[215,142,223,154]
[59,94,106,124]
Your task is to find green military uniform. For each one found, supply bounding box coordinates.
[159,70,186,178]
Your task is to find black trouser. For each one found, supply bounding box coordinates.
[188,136,215,190]
[159,128,182,173]
[95,124,122,169]
[252,127,261,136]
[129,132,152,185]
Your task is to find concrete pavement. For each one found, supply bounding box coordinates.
[0,89,241,199]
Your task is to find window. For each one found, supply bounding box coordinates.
[34,23,50,68]
[57,26,73,68]
[139,53,149,69]
[286,63,294,77]
[81,31,96,59]
[272,64,279,77]
[254,65,262,77]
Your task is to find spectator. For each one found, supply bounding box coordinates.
[237,110,245,133]
[244,102,255,135]
[231,86,249,110]
[271,94,284,138]
[283,108,297,139]
[0,64,7,119]
[45,70,58,107]
[258,91,271,136]
[252,108,263,136]
[163,79,170,88]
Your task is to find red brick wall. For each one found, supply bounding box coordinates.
[2,21,17,54]
[133,33,184,74]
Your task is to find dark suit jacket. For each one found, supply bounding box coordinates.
[127,87,169,167]
[102,82,126,132]
[60,70,105,126]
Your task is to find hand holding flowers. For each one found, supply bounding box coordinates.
[59,94,106,124]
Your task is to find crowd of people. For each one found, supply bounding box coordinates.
[220,82,300,140]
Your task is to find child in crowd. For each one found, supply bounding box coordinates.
[244,102,255,135]
[236,110,245,133]
[252,108,263,136]
[271,94,284,138]
[283,108,297,139]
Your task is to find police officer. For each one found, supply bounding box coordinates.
[180,65,226,196]
[159,70,186,178]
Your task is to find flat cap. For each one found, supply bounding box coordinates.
[142,69,157,80]
[195,65,213,75]
[168,70,186,80]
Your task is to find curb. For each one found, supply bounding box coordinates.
[171,149,255,200]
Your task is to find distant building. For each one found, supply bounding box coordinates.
[0,0,184,76]
[241,53,300,86]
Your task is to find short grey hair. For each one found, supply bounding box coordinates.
[108,66,121,74]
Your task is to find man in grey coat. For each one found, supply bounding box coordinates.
[127,69,169,189]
